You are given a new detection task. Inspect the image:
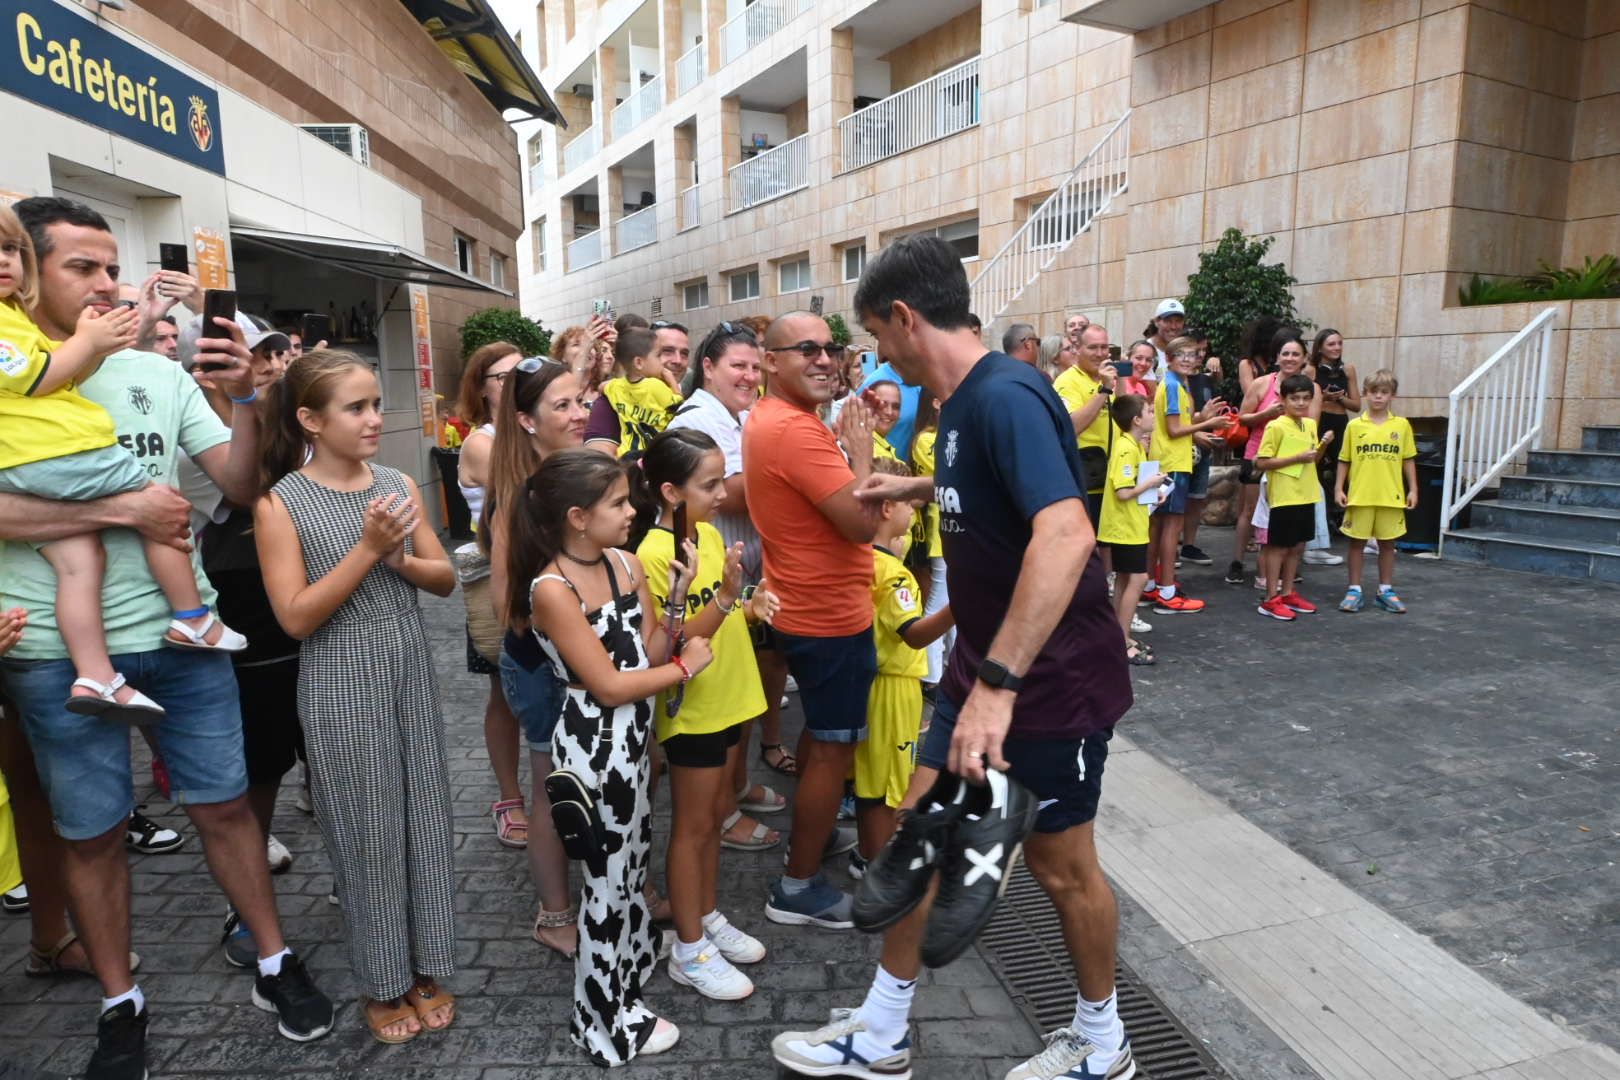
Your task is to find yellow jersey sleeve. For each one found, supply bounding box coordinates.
[0,300,52,396]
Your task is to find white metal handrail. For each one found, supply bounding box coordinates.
[728,134,810,211]
[562,123,599,174]
[615,203,658,253]
[721,0,810,67]
[567,229,603,271]
[969,110,1131,327]
[612,76,663,138]
[839,56,980,172]
[1437,306,1558,557]
[680,183,701,231]
[677,41,706,96]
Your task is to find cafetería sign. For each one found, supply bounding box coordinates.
[5,1,225,175]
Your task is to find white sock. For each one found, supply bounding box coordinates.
[1144,579,1158,593]
[1159,582,1177,600]
[1345,584,1361,592]
[102,985,145,1016]
[1379,582,1394,593]
[258,947,291,977]
[672,935,706,964]
[857,965,916,1045]
[1072,990,1124,1056]
[701,910,728,934]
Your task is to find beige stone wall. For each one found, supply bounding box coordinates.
[881,9,983,92]
[1566,6,1620,265]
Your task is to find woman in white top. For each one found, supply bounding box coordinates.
[455,341,528,848]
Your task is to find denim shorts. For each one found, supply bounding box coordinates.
[775,625,876,744]
[499,647,564,753]
[1153,472,1192,515]
[1188,452,1212,500]
[1,649,247,840]
[919,695,1112,833]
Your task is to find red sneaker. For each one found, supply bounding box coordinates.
[1279,591,1317,614]
[1153,592,1206,614]
[1138,589,1161,607]
[1258,596,1296,621]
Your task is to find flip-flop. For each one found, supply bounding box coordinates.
[737,783,787,814]
[719,810,780,851]
[759,743,797,777]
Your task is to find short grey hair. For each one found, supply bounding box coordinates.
[1002,322,1037,354]
[1036,334,1066,380]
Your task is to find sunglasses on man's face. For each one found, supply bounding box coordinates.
[769,341,846,360]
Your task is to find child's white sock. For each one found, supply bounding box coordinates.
[102,985,145,1016]
[1378,582,1394,593]
[258,947,291,977]
[1144,578,1158,593]
[1072,990,1124,1056]
[1345,584,1361,593]
[1159,582,1177,600]
[672,935,706,964]
[856,965,917,1044]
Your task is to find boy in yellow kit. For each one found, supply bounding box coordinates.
[850,458,955,880]
[1335,369,1417,613]
[1255,373,1335,621]
[1098,394,1166,666]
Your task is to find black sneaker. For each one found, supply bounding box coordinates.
[920,769,1039,969]
[125,809,183,855]
[853,770,968,933]
[1223,561,1247,585]
[86,999,148,1080]
[1181,544,1213,565]
[251,952,334,1041]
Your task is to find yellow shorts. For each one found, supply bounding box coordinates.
[854,676,922,809]
[1341,505,1406,541]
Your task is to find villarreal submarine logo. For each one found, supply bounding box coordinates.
[188,96,214,153]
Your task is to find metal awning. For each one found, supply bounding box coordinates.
[398,0,566,125]
[231,227,513,296]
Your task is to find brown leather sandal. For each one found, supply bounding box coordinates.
[404,976,455,1031]
[363,996,420,1044]
[25,932,141,979]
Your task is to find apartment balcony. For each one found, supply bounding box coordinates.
[721,0,811,67]
[729,133,809,212]
[563,123,600,174]
[612,76,664,140]
[528,156,546,191]
[680,184,701,231]
[839,56,980,173]
[677,41,706,96]
[615,203,659,253]
[567,229,603,271]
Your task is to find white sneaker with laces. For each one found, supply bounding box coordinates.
[784,675,800,694]
[704,915,766,964]
[1302,549,1344,565]
[1005,1028,1135,1080]
[267,834,293,874]
[667,943,754,1000]
[1130,614,1152,634]
[771,1008,912,1080]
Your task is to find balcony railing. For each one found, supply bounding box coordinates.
[562,123,599,174]
[720,0,810,67]
[614,203,658,254]
[611,76,663,139]
[839,56,980,172]
[729,134,809,212]
[677,41,706,96]
[567,229,602,272]
[680,183,701,231]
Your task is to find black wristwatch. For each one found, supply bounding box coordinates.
[977,658,1024,693]
[1096,384,1112,396]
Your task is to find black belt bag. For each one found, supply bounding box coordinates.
[544,769,608,874]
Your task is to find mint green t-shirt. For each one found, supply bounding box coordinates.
[0,350,230,660]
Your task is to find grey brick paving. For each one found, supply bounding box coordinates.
[1117,531,1620,1053]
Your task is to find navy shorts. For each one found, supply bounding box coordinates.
[1153,472,1192,515]
[919,696,1112,833]
[776,626,876,744]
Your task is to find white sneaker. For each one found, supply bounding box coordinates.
[1302,549,1343,566]
[1130,614,1152,634]
[642,1017,680,1055]
[667,942,754,1000]
[1005,1028,1135,1080]
[784,675,800,694]
[294,783,312,815]
[772,1008,912,1080]
[267,834,293,874]
[1364,539,1380,555]
[703,915,766,964]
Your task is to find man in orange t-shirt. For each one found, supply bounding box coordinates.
[744,311,879,930]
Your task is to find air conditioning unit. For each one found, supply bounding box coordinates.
[298,123,371,166]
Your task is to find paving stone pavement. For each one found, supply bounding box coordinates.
[1121,531,1620,1054]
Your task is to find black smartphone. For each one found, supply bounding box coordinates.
[672,502,688,546]
[1113,358,1133,377]
[195,289,237,372]
[300,313,331,347]
[159,243,189,274]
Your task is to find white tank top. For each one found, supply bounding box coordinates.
[459,423,496,525]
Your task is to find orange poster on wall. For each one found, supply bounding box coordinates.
[409,286,435,436]
[193,226,229,289]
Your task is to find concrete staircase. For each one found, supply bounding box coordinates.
[1444,425,1620,582]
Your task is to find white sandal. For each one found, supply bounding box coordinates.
[64,674,166,725]
[737,783,787,814]
[719,810,780,851]
[163,613,248,652]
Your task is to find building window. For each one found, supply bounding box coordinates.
[683,280,709,311]
[842,243,866,282]
[491,253,507,289]
[728,268,760,303]
[531,218,546,272]
[454,233,474,274]
[778,256,811,294]
[904,217,979,261]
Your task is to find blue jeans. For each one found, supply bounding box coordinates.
[1,649,247,840]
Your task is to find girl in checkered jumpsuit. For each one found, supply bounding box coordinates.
[255,351,459,1042]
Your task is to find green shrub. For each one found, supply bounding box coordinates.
[824,312,853,348]
[1181,228,1309,401]
[459,307,551,359]
[1458,256,1620,306]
